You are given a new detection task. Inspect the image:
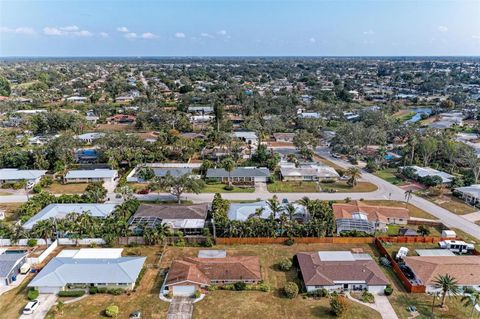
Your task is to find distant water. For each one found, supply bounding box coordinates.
[405,108,432,123]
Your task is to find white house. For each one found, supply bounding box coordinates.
[28,248,146,294]
[296,251,389,294]
[64,169,118,183]
[0,169,47,186]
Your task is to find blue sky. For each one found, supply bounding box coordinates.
[1,0,479,56]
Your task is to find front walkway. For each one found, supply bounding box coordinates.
[346,293,398,319]
[166,297,194,319]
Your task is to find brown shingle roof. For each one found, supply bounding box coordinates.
[404,256,480,286]
[296,252,389,286]
[332,201,409,223]
[133,203,209,220]
[165,256,261,286]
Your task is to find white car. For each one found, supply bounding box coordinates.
[23,299,40,315]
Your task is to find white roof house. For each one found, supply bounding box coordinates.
[279,163,339,181]
[22,203,117,229]
[28,248,146,294]
[76,132,105,143]
[0,169,47,183]
[455,184,480,205]
[404,166,454,184]
[64,169,118,182]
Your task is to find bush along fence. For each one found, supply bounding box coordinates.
[215,237,376,245]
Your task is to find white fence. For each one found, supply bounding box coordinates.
[57,238,106,245]
[0,238,49,246]
[27,240,58,265]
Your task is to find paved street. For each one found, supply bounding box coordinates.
[166,297,194,319]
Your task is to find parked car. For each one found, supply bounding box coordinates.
[23,300,40,315]
[130,310,142,319]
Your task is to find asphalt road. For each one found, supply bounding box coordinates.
[2,147,480,239]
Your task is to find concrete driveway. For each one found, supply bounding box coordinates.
[19,294,57,319]
[166,297,194,319]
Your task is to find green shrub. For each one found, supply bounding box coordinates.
[257,282,270,292]
[193,290,201,298]
[361,291,375,303]
[220,284,235,291]
[105,304,119,317]
[207,285,218,291]
[330,295,349,316]
[234,282,247,291]
[98,287,107,293]
[284,282,299,299]
[27,239,37,247]
[284,238,295,246]
[384,284,393,296]
[224,185,234,191]
[27,288,39,301]
[58,290,85,297]
[89,287,98,294]
[203,237,214,247]
[307,288,329,298]
[277,258,293,271]
[107,288,125,295]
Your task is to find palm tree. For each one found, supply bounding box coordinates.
[345,167,361,187]
[461,291,480,318]
[267,195,282,221]
[285,203,297,221]
[220,157,236,187]
[404,189,413,206]
[433,274,460,308]
[32,218,56,245]
[298,196,310,207]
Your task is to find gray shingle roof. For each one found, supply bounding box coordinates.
[0,253,26,277]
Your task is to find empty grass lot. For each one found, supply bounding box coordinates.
[373,168,407,186]
[267,181,377,193]
[420,193,477,215]
[46,182,89,194]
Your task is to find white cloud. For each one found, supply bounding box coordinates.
[141,32,157,39]
[217,30,227,36]
[309,37,316,43]
[437,25,448,32]
[472,35,480,40]
[43,25,92,37]
[99,32,109,38]
[363,30,375,35]
[0,27,35,35]
[125,32,138,39]
[117,26,129,33]
[200,32,214,38]
[175,32,186,38]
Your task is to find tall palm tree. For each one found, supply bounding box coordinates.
[285,203,297,221]
[220,157,236,187]
[404,189,413,206]
[461,291,480,318]
[433,274,460,308]
[267,195,282,221]
[32,218,56,245]
[346,167,361,187]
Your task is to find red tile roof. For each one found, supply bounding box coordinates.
[333,201,409,223]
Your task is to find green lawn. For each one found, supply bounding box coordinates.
[374,168,407,186]
[201,183,255,193]
[47,182,89,194]
[267,181,377,193]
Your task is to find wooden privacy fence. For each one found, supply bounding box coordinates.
[216,237,375,245]
[376,236,448,244]
[374,238,426,293]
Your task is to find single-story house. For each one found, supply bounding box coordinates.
[333,201,409,234]
[187,106,214,114]
[402,166,454,185]
[454,184,480,205]
[279,164,339,182]
[0,250,28,287]
[232,131,258,147]
[296,251,389,294]
[228,201,308,222]
[206,167,270,184]
[22,203,117,230]
[404,256,480,293]
[127,163,201,183]
[106,114,136,124]
[273,133,295,143]
[0,169,47,186]
[76,132,105,144]
[163,253,261,296]
[129,203,209,235]
[28,248,146,294]
[65,96,87,104]
[64,169,118,183]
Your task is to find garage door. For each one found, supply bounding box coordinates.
[38,286,61,294]
[172,285,195,296]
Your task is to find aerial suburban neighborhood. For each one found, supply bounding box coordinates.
[1,0,480,318]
